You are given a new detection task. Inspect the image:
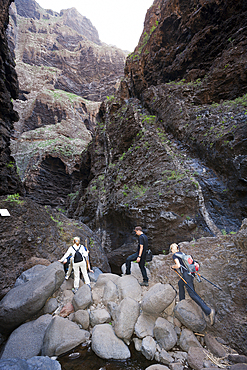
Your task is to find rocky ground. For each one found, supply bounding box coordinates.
[0,237,246,368]
[0,0,246,367]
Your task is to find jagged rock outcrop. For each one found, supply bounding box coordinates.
[125,0,247,103]
[68,95,220,267]
[5,0,127,206]
[0,194,110,299]
[125,0,247,218]
[0,0,23,196]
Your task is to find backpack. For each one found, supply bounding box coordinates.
[145,249,153,262]
[73,245,84,263]
[174,252,199,273]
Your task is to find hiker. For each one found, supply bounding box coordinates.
[59,236,93,293]
[170,243,215,325]
[125,226,149,286]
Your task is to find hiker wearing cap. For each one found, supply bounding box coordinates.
[170,243,215,325]
[125,226,149,286]
[59,236,93,293]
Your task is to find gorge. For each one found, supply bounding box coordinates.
[0,0,247,368]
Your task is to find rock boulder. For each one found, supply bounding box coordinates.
[1,314,52,360]
[0,356,61,370]
[91,324,130,360]
[114,297,140,342]
[72,284,92,311]
[141,283,176,315]
[0,262,64,334]
[42,316,90,356]
[174,299,207,333]
[153,317,177,351]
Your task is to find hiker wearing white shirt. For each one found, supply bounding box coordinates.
[59,236,93,293]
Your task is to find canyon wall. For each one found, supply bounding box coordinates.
[0,0,23,196]
[7,0,127,206]
[69,0,247,268]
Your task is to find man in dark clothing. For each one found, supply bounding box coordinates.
[125,226,149,286]
[170,243,215,325]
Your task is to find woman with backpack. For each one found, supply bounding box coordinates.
[59,236,93,293]
[170,243,215,325]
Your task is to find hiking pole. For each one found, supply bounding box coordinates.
[171,268,203,300]
[195,272,222,291]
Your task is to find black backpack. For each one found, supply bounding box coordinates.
[73,245,84,263]
[145,249,153,262]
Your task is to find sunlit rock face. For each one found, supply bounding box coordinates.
[7,0,127,206]
[0,0,24,196]
[9,0,127,101]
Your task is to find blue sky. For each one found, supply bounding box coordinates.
[36,0,154,51]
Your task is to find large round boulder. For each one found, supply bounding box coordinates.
[153,317,177,351]
[179,328,202,352]
[0,356,61,370]
[89,308,111,327]
[114,297,140,341]
[0,262,64,334]
[141,283,176,315]
[173,299,206,333]
[91,323,130,360]
[117,275,142,302]
[42,316,90,356]
[1,315,52,360]
[72,284,92,311]
[135,313,157,339]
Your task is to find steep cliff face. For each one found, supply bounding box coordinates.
[69,95,215,269]
[11,0,126,101]
[0,0,23,195]
[126,0,247,103]
[7,0,127,206]
[69,0,247,269]
[124,0,247,218]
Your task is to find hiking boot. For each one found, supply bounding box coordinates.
[65,275,69,280]
[72,288,78,294]
[140,281,149,287]
[209,308,215,325]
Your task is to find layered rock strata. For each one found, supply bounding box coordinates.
[126,0,247,104]
[9,0,127,101]
[6,0,127,205]
[69,96,213,267]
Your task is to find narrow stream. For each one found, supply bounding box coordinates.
[58,342,157,370]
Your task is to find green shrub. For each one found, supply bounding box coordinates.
[4,193,24,205]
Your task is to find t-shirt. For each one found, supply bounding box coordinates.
[172,253,187,273]
[138,233,148,257]
[60,244,88,262]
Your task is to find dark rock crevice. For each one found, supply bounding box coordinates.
[0,0,24,196]
[24,155,84,207]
